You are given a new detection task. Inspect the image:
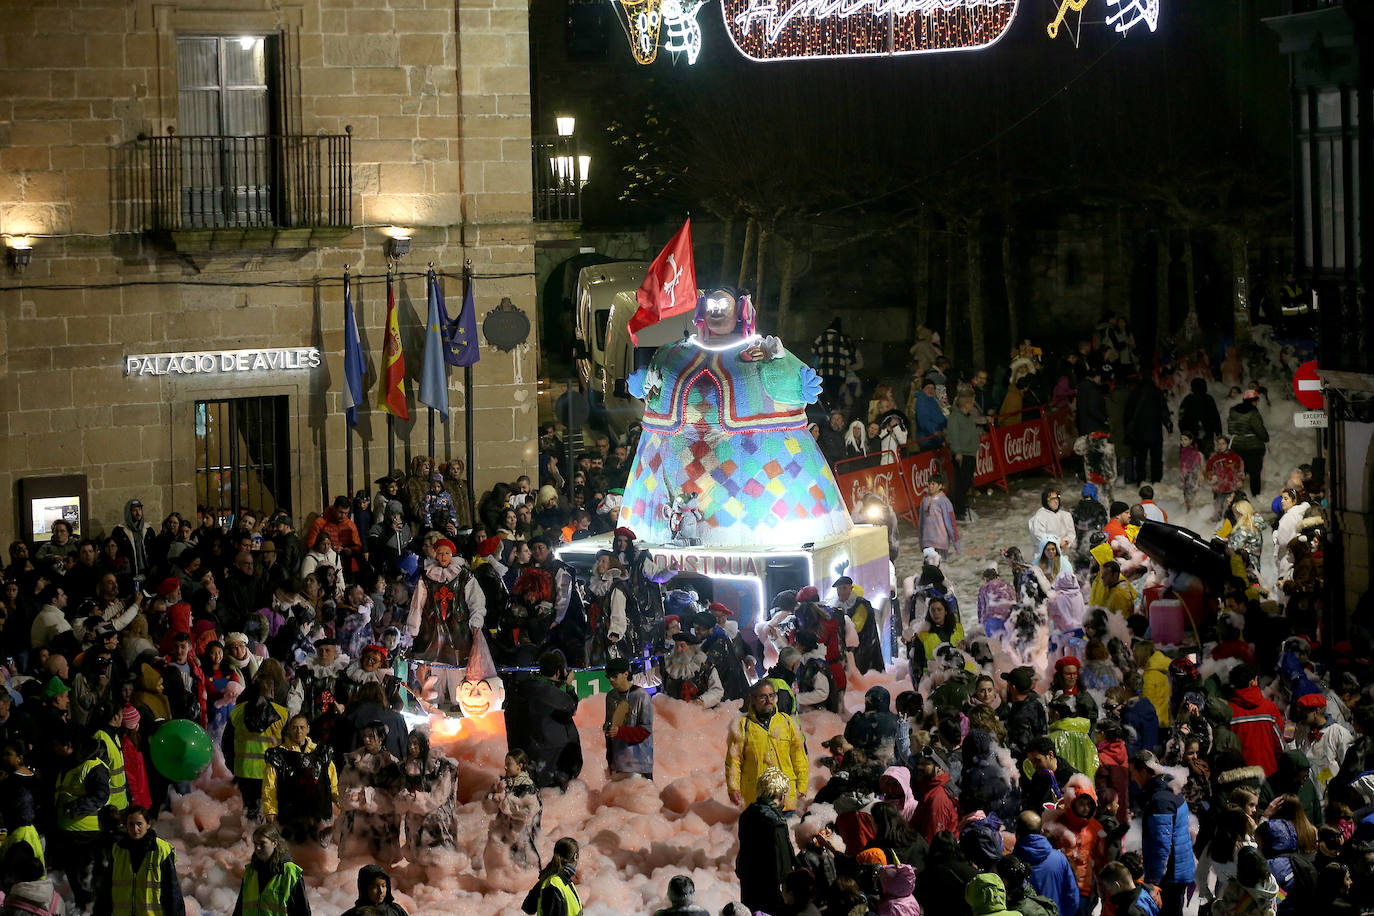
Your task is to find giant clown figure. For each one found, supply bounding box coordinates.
[619,287,851,546]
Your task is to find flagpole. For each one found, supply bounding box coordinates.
[344,267,354,495]
[386,262,395,474]
[427,264,436,462]
[463,259,476,526]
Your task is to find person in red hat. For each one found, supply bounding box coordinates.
[1051,656,1097,721]
[611,526,663,652]
[587,551,639,665]
[406,538,487,709]
[1294,692,1353,797]
[155,577,182,604]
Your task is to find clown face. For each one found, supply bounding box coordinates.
[456,676,503,718]
[434,544,454,568]
[703,291,738,336]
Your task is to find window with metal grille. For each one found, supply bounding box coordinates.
[176,35,277,228]
[195,396,291,524]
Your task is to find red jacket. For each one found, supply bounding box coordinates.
[817,615,847,692]
[911,770,959,844]
[304,509,363,553]
[1228,685,1286,777]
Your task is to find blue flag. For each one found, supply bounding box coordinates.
[450,278,481,367]
[418,270,450,418]
[342,274,366,427]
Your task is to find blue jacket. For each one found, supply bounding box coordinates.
[1140,776,1195,885]
[1013,833,1080,916]
[915,392,947,442]
[1123,697,1160,755]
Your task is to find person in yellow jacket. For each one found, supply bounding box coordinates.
[0,738,46,881]
[52,729,111,912]
[521,836,581,916]
[1089,560,1138,616]
[222,675,288,821]
[1133,640,1173,727]
[233,825,310,916]
[96,805,185,916]
[91,704,130,812]
[262,715,337,846]
[725,681,809,813]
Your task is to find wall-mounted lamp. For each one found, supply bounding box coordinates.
[6,236,33,270]
[555,115,576,137]
[384,227,412,259]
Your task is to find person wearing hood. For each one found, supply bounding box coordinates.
[966,874,1020,916]
[846,686,905,768]
[338,720,401,862]
[1227,389,1269,497]
[1,852,62,916]
[997,854,1060,916]
[910,748,960,843]
[1258,750,1323,827]
[1257,819,1318,916]
[224,631,262,682]
[1072,484,1109,566]
[1049,774,1109,916]
[111,499,155,583]
[874,861,920,916]
[1226,665,1286,777]
[223,673,288,820]
[977,564,1017,636]
[1131,751,1196,916]
[959,730,1020,823]
[96,805,185,916]
[877,765,919,825]
[1046,698,1100,780]
[1030,487,1076,560]
[652,875,712,916]
[726,680,808,812]
[1013,810,1081,916]
[736,768,795,916]
[397,729,459,862]
[911,830,976,916]
[340,866,408,916]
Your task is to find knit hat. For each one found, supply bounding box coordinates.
[923,547,942,566]
[1296,692,1327,710]
[121,704,141,730]
[1055,656,1083,671]
[613,526,637,541]
[855,848,887,866]
[225,631,249,646]
[796,586,820,603]
[434,538,458,555]
[156,577,181,597]
[42,676,70,698]
[1081,483,1099,500]
[477,536,502,558]
[1109,501,1130,517]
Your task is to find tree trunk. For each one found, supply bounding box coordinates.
[945,232,958,363]
[738,216,758,288]
[719,215,736,286]
[967,231,985,370]
[776,237,796,339]
[915,212,931,330]
[1156,230,1171,337]
[1183,233,1197,320]
[1002,229,1019,348]
[755,222,769,312]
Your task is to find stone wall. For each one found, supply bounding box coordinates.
[0,0,538,543]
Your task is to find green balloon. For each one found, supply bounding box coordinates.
[150,719,213,783]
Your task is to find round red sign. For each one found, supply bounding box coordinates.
[1292,360,1324,411]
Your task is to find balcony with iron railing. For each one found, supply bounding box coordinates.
[532,133,586,223]
[115,127,353,252]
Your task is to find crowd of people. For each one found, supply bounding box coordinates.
[0,313,1358,916]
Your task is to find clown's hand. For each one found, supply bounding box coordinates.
[799,366,823,404]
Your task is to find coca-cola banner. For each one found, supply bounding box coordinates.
[973,433,1000,489]
[833,456,914,524]
[1046,408,1077,463]
[901,448,948,511]
[993,418,1059,477]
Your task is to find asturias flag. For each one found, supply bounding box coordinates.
[378,271,409,420]
[450,277,481,367]
[628,218,697,345]
[418,270,450,418]
[342,272,366,427]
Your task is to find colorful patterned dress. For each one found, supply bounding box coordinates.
[619,335,851,547]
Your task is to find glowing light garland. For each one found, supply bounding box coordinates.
[610,0,706,65]
[1103,0,1158,34]
[721,0,1018,61]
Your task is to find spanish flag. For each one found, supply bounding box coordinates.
[378,269,409,420]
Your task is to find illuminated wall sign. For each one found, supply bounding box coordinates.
[650,549,763,577]
[124,347,323,377]
[722,0,1018,62]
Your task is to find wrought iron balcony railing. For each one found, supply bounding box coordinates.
[116,128,352,233]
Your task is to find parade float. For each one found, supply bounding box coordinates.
[558,221,894,659]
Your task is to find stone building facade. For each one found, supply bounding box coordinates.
[0,0,538,545]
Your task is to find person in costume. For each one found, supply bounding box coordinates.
[619,287,851,547]
[406,538,486,707]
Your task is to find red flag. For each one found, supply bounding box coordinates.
[378,270,409,420]
[628,218,697,345]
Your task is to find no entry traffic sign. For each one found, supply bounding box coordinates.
[1293,360,1324,411]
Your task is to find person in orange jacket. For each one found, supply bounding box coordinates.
[1049,774,1110,916]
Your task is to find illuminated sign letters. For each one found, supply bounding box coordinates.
[124,347,323,377]
[721,0,1019,62]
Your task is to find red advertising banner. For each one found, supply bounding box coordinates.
[1046,408,1077,464]
[994,418,1056,477]
[973,431,1002,489]
[833,456,914,525]
[901,448,949,511]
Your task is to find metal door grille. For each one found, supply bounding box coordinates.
[195,396,291,521]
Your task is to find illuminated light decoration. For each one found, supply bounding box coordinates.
[1046,0,1086,39]
[721,0,1018,62]
[1103,0,1158,34]
[613,0,664,64]
[662,0,706,63]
